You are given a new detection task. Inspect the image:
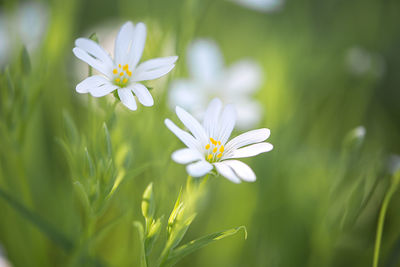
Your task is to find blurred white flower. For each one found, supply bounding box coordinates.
[73,21,178,111]
[165,98,273,183]
[169,39,264,130]
[388,155,400,175]
[0,2,48,66]
[0,246,11,267]
[346,46,385,78]
[228,0,284,12]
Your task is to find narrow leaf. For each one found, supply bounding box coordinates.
[0,187,74,252]
[165,226,247,266]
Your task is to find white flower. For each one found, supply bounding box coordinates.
[169,39,263,130]
[228,0,284,12]
[73,21,178,111]
[165,98,273,183]
[0,2,48,66]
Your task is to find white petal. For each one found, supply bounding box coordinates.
[216,104,236,144]
[187,39,224,82]
[91,84,118,97]
[203,98,222,138]
[130,83,154,106]
[172,148,203,164]
[226,142,273,159]
[225,128,271,151]
[135,56,178,73]
[186,160,213,177]
[214,162,241,183]
[128,22,146,68]
[235,101,263,130]
[76,76,117,97]
[132,64,176,82]
[222,160,256,182]
[75,38,113,66]
[118,88,137,110]
[176,106,208,144]
[168,80,207,111]
[76,75,106,93]
[114,21,135,64]
[224,60,263,94]
[164,119,200,151]
[73,47,112,76]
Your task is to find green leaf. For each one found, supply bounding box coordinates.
[73,181,91,216]
[167,187,183,235]
[20,46,31,74]
[62,110,79,144]
[145,217,163,256]
[103,122,112,158]
[142,182,155,221]
[164,226,247,267]
[0,187,74,252]
[133,221,148,267]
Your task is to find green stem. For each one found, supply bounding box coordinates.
[372,174,400,267]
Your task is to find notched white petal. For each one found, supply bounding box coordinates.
[227,142,273,159]
[214,162,241,183]
[164,119,199,151]
[130,83,154,106]
[172,148,202,164]
[226,128,271,151]
[176,106,207,143]
[118,88,137,111]
[222,160,256,182]
[203,98,223,138]
[186,160,213,177]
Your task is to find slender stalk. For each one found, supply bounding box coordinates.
[373,174,400,267]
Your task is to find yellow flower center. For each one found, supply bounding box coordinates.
[113,64,132,87]
[205,137,224,162]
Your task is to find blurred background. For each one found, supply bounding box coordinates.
[1,0,400,266]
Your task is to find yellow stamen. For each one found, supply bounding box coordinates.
[120,72,124,76]
[210,137,217,145]
[207,154,212,160]
[217,153,222,158]
[122,78,128,84]
[213,147,218,153]
[217,141,221,145]
[118,64,121,68]
[123,64,129,70]
[127,70,132,76]
[220,145,224,153]
[115,78,120,83]
[205,144,210,150]
[113,69,118,74]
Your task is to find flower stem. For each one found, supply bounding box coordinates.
[373,174,400,267]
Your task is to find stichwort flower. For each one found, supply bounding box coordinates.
[168,39,264,130]
[73,21,178,110]
[165,98,273,183]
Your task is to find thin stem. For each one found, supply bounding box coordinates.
[373,174,400,267]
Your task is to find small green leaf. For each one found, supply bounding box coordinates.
[145,217,163,256]
[103,122,112,158]
[164,226,247,266]
[5,67,15,97]
[20,46,31,74]
[73,181,91,216]
[168,213,196,251]
[62,110,79,143]
[133,221,148,267]
[142,183,155,221]
[85,147,95,177]
[167,187,183,235]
